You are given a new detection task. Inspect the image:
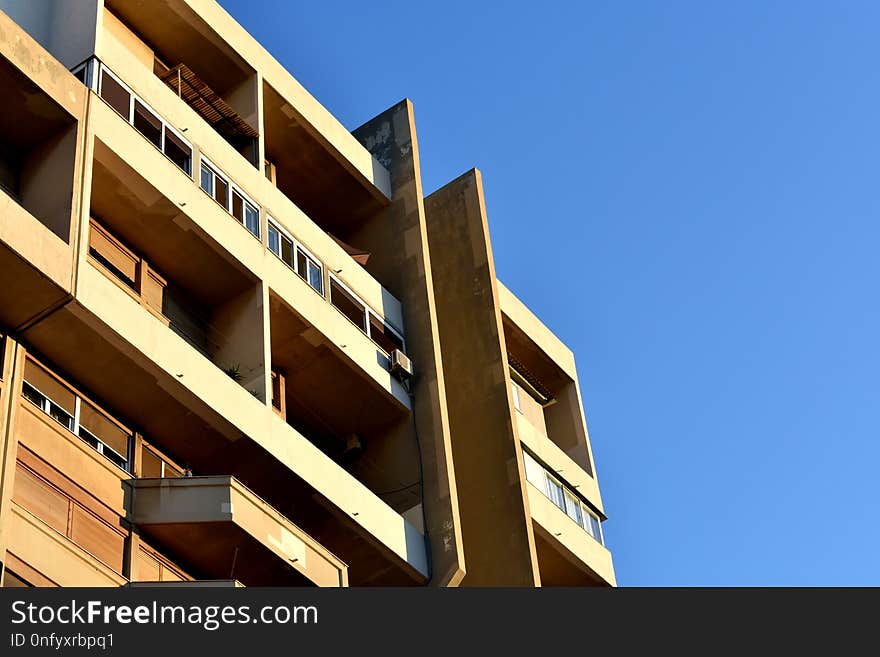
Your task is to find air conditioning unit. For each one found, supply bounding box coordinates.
[390,349,413,381]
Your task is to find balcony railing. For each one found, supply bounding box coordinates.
[522,449,604,545]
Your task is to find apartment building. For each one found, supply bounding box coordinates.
[0,0,614,588]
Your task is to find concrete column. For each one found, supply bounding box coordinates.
[353,100,465,587]
[0,337,25,577]
[424,170,541,585]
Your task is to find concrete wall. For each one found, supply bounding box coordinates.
[209,282,267,400]
[424,169,540,585]
[20,124,79,242]
[354,100,465,587]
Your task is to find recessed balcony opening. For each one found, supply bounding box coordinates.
[103,1,260,167]
[503,314,594,476]
[0,55,78,242]
[262,81,390,250]
[533,525,608,587]
[18,299,423,586]
[269,292,422,516]
[90,139,265,397]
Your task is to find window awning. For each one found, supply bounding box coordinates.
[156,62,258,145]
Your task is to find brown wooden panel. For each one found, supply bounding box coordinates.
[135,549,161,582]
[79,398,131,458]
[89,220,138,285]
[69,505,125,574]
[142,268,167,313]
[12,464,69,534]
[23,360,75,415]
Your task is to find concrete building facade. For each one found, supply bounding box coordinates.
[0,0,614,588]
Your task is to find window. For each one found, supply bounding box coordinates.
[511,380,522,412]
[564,490,583,527]
[163,128,192,174]
[22,360,132,472]
[585,512,603,543]
[369,313,404,355]
[297,245,323,295]
[200,161,229,208]
[330,277,367,331]
[141,444,182,478]
[133,100,162,148]
[521,448,605,545]
[231,188,260,238]
[99,65,191,175]
[545,475,566,511]
[268,220,296,269]
[99,68,131,119]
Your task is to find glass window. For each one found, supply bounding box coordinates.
[21,381,46,410]
[369,313,404,355]
[100,69,131,119]
[586,512,603,544]
[141,447,163,479]
[244,204,260,238]
[511,381,522,412]
[564,490,584,527]
[200,163,213,195]
[231,190,243,220]
[163,129,191,174]
[79,399,130,464]
[299,248,324,296]
[231,189,260,238]
[545,476,565,511]
[215,176,229,207]
[330,278,365,331]
[133,100,162,148]
[522,450,545,489]
[268,223,280,256]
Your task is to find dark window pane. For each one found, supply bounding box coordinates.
[100,70,130,118]
[369,314,404,354]
[231,191,243,220]
[281,235,293,267]
[133,100,162,148]
[163,129,191,173]
[22,382,46,409]
[215,176,228,207]
[330,279,367,332]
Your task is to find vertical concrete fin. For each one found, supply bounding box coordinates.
[424,169,542,586]
[353,100,465,587]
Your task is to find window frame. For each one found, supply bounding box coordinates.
[199,157,231,210]
[230,183,261,239]
[97,64,192,175]
[22,371,132,474]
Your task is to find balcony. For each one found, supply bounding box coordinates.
[124,476,348,587]
[527,484,616,587]
[0,14,86,330]
[262,80,390,239]
[102,1,260,167]
[18,287,428,584]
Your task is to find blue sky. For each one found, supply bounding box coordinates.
[219,1,880,585]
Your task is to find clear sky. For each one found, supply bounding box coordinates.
[218,1,880,586]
